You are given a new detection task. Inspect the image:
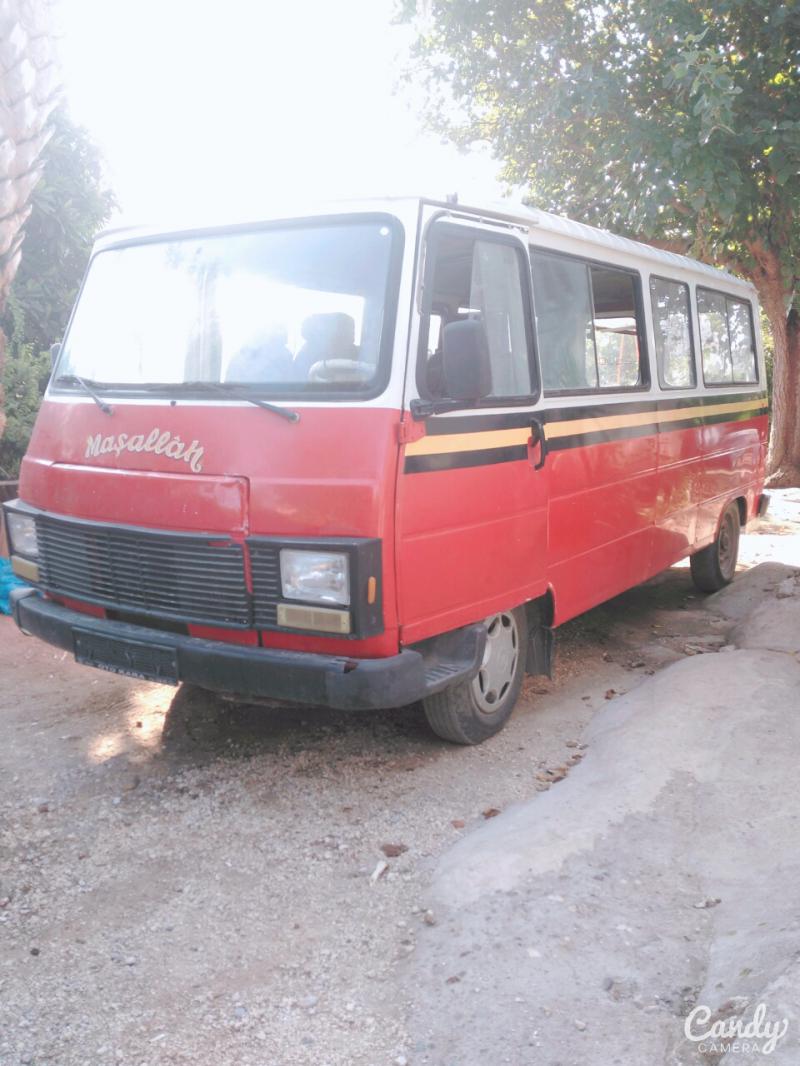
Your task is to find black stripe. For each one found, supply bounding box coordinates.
[406,405,766,471]
[548,406,766,452]
[408,399,767,473]
[404,444,528,474]
[543,391,766,423]
[424,411,533,435]
[548,422,658,451]
[421,391,767,436]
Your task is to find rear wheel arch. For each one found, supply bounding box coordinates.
[690,500,741,593]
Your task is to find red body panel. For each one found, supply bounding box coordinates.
[395,410,768,636]
[22,462,249,532]
[19,393,767,659]
[21,400,401,657]
[396,443,548,644]
[547,434,658,623]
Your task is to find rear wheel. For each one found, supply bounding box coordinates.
[423,607,527,745]
[690,502,740,592]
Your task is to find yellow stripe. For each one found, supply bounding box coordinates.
[406,427,530,456]
[404,398,767,456]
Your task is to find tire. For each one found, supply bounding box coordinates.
[423,607,527,745]
[690,502,741,593]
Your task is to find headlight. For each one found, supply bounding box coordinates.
[280,549,350,606]
[6,512,38,558]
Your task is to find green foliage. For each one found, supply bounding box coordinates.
[0,109,114,476]
[0,299,51,479]
[5,109,115,352]
[401,0,800,290]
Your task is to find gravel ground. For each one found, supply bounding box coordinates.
[1,491,798,1066]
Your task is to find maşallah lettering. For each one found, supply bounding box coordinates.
[85,429,205,473]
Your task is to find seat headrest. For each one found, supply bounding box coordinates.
[301,312,356,347]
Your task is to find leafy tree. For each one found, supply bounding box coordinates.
[0,298,50,479]
[0,109,114,477]
[400,0,800,484]
[0,0,60,443]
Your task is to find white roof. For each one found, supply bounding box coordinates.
[427,196,748,289]
[96,194,750,291]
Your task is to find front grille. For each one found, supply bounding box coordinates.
[248,542,281,628]
[35,514,250,627]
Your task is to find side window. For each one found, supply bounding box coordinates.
[697,289,731,383]
[530,253,595,391]
[697,288,758,385]
[727,299,758,383]
[590,266,643,388]
[531,251,646,393]
[650,277,696,389]
[420,228,535,401]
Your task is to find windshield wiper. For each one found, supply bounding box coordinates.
[182,382,299,423]
[55,374,114,415]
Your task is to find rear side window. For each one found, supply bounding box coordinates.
[531,251,646,393]
[697,288,758,385]
[650,277,696,388]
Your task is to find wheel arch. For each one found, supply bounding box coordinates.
[524,588,556,677]
[734,495,747,527]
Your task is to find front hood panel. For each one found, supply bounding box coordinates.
[20,400,399,538]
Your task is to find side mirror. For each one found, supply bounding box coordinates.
[442,319,492,402]
[50,342,61,369]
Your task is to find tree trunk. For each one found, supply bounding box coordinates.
[758,277,800,488]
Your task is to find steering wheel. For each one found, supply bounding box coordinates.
[307,359,374,384]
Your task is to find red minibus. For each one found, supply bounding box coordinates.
[3,197,768,743]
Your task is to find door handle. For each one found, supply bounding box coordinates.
[529,417,548,470]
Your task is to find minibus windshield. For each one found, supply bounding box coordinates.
[54,218,399,399]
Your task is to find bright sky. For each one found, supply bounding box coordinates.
[58,0,507,226]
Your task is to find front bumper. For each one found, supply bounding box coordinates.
[10,590,484,711]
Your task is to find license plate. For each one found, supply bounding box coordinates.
[73,629,179,684]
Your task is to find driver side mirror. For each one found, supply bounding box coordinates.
[442,319,492,402]
[50,342,61,369]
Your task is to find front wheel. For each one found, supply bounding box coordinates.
[690,502,740,592]
[423,607,527,745]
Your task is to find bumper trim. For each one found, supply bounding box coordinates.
[10,591,484,711]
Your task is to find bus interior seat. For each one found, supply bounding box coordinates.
[294,312,359,378]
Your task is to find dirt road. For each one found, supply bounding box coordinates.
[1,492,798,1066]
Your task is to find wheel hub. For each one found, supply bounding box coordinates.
[472,612,519,713]
[718,512,736,578]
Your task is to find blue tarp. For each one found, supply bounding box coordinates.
[0,557,26,615]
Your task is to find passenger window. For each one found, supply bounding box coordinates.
[727,299,758,383]
[697,289,731,383]
[650,277,696,388]
[421,229,534,400]
[697,288,758,385]
[590,266,643,388]
[531,252,645,392]
[530,253,595,391]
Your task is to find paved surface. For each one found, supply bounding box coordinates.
[1,490,798,1066]
[411,565,800,1065]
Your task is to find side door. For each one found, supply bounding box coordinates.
[530,248,658,622]
[395,215,549,646]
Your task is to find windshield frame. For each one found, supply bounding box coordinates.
[50,211,406,404]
